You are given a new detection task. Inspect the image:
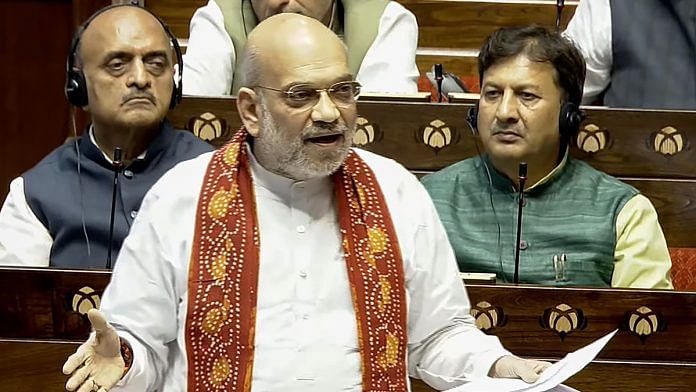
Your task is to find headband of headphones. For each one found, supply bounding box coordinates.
[65,2,183,109]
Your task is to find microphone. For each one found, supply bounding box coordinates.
[513,162,527,284]
[434,63,444,102]
[106,147,123,269]
[556,0,565,32]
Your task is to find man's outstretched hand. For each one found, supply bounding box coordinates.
[489,355,551,383]
[62,309,125,391]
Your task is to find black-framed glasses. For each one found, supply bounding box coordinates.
[255,80,361,110]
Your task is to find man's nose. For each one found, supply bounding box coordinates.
[495,91,520,123]
[126,60,151,90]
[310,91,340,123]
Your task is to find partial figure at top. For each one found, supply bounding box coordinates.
[182,0,420,96]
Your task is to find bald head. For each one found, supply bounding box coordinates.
[78,6,171,66]
[238,13,348,88]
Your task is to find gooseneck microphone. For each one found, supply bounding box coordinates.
[513,162,527,284]
[556,0,565,32]
[106,147,123,269]
[434,63,444,103]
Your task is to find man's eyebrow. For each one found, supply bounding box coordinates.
[281,74,354,90]
[101,50,170,63]
[482,81,541,91]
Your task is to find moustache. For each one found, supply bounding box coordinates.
[122,92,155,105]
[302,122,350,140]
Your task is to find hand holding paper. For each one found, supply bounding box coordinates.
[444,329,618,392]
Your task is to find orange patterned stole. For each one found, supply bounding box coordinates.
[185,129,408,391]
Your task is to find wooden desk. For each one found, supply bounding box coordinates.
[2,267,694,390]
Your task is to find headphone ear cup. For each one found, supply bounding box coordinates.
[66,69,88,107]
[169,74,179,109]
[466,104,479,135]
[559,101,583,139]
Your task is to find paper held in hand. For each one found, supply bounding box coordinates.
[444,329,618,392]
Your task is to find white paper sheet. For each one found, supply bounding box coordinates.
[443,329,618,392]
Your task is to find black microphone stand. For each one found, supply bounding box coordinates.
[106,147,123,269]
[513,162,527,284]
[556,0,565,32]
[434,63,444,103]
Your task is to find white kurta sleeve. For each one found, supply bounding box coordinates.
[0,177,52,266]
[402,176,510,390]
[182,0,236,96]
[563,0,612,104]
[356,1,420,93]
[101,190,182,391]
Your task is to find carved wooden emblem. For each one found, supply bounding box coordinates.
[189,112,230,144]
[622,306,666,343]
[352,116,381,147]
[576,123,610,153]
[416,119,460,152]
[652,126,685,156]
[70,286,101,315]
[539,303,587,340]
[470,301,507,331]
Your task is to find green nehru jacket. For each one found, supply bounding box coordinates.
[421,155,639,287]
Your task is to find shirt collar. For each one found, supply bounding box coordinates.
[80,121,175,170]
[88,125,147,164]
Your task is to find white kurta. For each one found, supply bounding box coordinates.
[103,148,509,391]
[182,0,420,95]
[563,0,613,104]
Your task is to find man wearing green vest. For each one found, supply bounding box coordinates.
[422,26,673,289]
[182,0,419,96]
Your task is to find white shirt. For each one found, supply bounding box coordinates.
[182,0,420,95]
[563,0,613,104]
[104,148,509,391]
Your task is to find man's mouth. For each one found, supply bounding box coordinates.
[304,134,344,146]
[124,96,154,105]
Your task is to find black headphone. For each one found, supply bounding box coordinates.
[466,100,584,141]
[65,3,183,109]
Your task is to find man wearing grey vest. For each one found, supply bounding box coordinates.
[564,0,696,109]
[182,0,419,96]
[422,26,673,289]
[0,5,213,269]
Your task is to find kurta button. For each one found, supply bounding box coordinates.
[521,198,527,207]
[123,170,133,179]
[299,271,307,278]
[519,240,528,250]
[297,225,306,233]
[130,210,138,219]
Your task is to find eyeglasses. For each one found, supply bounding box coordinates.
[255,80,361,110]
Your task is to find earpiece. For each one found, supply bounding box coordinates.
[466,103,479,135]
[65,3,183,109]
[558,101,584,139]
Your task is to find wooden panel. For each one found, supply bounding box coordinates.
[0,267,112,340]
[401,0,577,49]
[416,51,480,90]
[621,180,696,249]
[2,340,693,392]
[411,362,696,392]
[0,340,78,391]
[146,0,206,38]
[0,1,75,203]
